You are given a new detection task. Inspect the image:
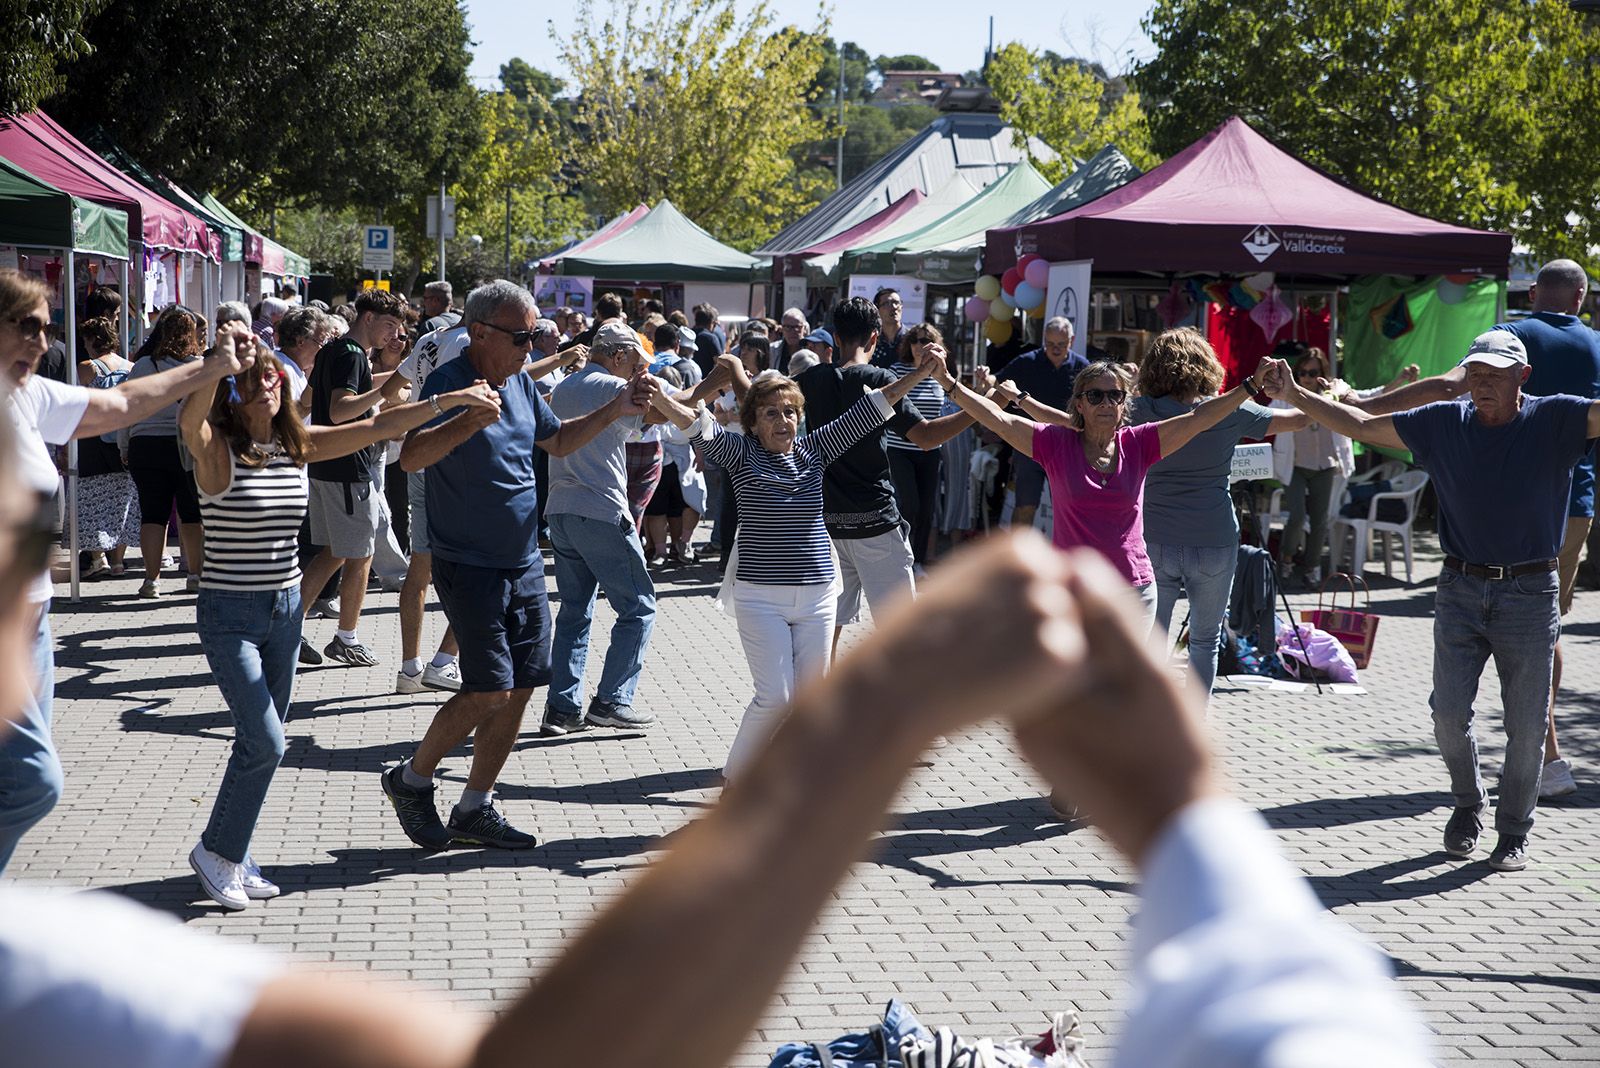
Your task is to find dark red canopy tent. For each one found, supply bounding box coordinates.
[986,117,1511,279]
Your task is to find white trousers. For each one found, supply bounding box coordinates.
[724,581,836,779]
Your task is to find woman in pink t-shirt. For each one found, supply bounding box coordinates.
[937,338,1272,625]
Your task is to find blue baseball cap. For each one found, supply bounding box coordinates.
[803,328,834,348]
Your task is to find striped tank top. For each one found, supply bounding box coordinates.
[198,446,310,591]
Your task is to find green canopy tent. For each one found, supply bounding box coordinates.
[553,200,761,283]
[841,160,1053,283]
[805,175,980,288]
[196,192,312,295]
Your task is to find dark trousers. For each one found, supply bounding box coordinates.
[888,448,942,566]
[384,455,409,552]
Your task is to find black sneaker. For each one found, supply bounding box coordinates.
[1488,833,1529,872]
[380,765,452,850]
[447,802,538,850]
[298,636,324,666]
[540,706,589,737]
[1443,802,1485,857]
[324,637,379,667]
[586,699,656,729]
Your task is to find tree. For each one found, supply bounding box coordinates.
[985,43,1158,183]
[808,38,873,105]
[0,1,104,115]
[1137,0,1600,274]
[559,0,833,249]
[875,54,938,72]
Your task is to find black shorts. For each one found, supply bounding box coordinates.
[432,557,552,692]
[645,463,686,517]
[127,436,201,525]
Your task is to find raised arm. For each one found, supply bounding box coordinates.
[931,360,1037,456]
[538,371,651,458]
[524,343,588,383]
[990,377,1074,427]
[1348,365,1466,415]
[74,345,250,440]
[399,405,501,473]
[1260,358,1407,450]
[804,389,896,465]
[1155,363,1273,458]
[311,383,499,463]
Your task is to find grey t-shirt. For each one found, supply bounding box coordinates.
[1129,394,1274,547]
[544,364,645,524]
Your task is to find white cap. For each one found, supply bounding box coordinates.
[1460,331,1528,369]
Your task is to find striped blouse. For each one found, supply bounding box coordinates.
[197,447,310,591]
[885,362,944,450]
[692,391,893,585]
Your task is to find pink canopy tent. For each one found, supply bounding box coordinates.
[0,111,217,259]
[986,117,1510,278]
[771,189,927,278]
[539,204,650,271]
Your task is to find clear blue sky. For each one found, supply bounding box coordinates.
[461,1,1156,89]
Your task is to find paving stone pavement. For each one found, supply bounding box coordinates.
[11,531,1600,1066]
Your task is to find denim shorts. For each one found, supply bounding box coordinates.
[407,471,430,555]
[432,556,552,692]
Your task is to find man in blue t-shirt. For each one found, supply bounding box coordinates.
[1497,259,1599,799]
[994,316,1090,531]
[1262,332,1599,875]
[381,281,650,852]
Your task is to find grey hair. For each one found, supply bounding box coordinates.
[1043,315,1074,337]
[532,318,560,341]
[215,301,251,328]
[424,280,453,301]
[1535,259,1589,299]
[259,297,290,320]
[464,279,537,329]
[781,306,807,324]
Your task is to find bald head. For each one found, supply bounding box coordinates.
[1531,259,1588,314]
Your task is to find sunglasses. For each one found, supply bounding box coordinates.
[8,315,45,341]
[1080,388,1128,407]
[0,495,55,603]
[481,321,537,347]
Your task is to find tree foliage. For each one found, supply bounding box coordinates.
[985,43,1158,183]
[0,1,104,115]
[49,0,480,213]
[875,54,938,72]
[809,39,874,105]
[559,0,833,250]
[1137,0,1600,273]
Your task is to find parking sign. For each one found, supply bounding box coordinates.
[362,225,394,271]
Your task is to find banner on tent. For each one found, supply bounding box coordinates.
[781,275,807,314]
[533,275,594,313]
[1044,260,1092,352]
[845,274,925,324]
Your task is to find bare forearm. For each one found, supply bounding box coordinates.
[1016,395,1072,426]
[906,410,975,449]
[400,414,485,471]
[943,379,1034,455]
[879,369,929,407]
[1285,385,1398,447]
[330,389,384,424]
[1351,371,1463,415]
[474,663,929,1068]
[78,359,223,438]
[542,397,623,457]
[316,398,466,463]
[651,393,698,430]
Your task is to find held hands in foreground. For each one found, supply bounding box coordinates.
[919,343,951,388]
[1248,358,1282,394]
[209,323,261,377]
[445,381,502,418]
[623,369,661,415]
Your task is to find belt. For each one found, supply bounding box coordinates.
[1443,556,1557,581]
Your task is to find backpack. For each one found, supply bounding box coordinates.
[88,358,130,446]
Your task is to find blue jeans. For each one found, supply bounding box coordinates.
[547,513,657,714]
[0,603,60,874]
[1150,542,1238,697]
[1430,566,1559,837]
[197,586,302,863]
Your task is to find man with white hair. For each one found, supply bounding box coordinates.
[420,280,459,335]
[995,315,1089,531]
[252,297,289,348]
[772,306,809,374]
[383,281,649,849]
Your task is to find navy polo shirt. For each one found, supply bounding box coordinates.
[995,348,1091,409]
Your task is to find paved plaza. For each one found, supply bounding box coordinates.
[11,531,1600,1066]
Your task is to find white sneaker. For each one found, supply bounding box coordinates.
[422,661,462,692]
[395,668,427,695]
[188,843,249,910]
[240,855,281,899]
[1541,758,1578,798]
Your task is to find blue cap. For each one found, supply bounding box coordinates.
[803,328,834,348]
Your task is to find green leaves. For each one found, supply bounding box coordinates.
[0,1,103,116]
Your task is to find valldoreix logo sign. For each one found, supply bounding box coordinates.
[1242,225,1281,263]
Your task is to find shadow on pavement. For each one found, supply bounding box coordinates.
[1389,955,1600,994]
[1306,851,1495,906]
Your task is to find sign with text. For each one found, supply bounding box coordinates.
[1229,442,1275,483]
[362,225,394,271]
[532,274,593,313]
[844,274,925,326]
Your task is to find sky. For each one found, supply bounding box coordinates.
[461,1,1157,89]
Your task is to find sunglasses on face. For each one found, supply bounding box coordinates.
[1081,388,1128,407]
[8,315,45,341]
[481,321,536,347]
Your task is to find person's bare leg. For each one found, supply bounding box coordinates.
[298,548,342,621]
[463,689,533,791]
[108,545,126,569]
[1546,641,1564,763]
[400,552,432,662]
[139,522,167,580]
[436,625,458,657]
[410,690,511,775]
[178,522,204,578]
[644,516,668,557]
[336,555,373,632]
[1012,504,1037,531]
[679,507,699,549]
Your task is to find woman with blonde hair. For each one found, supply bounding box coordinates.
[177,325,498,910]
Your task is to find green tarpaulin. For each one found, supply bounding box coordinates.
[198,192,310,275]
[554,199,760,282]
[0,156,128,258]
[82,129,245,262]
[867,161,1053,283]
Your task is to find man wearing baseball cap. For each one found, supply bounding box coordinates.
[1260,331,1600,872]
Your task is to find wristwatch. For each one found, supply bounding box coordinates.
[429,395,444,417]
[1010,390,1030,410]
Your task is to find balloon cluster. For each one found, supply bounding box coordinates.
[964,254,1049,344]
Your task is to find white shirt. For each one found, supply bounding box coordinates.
[6,376,89,602]
[276,352,309,402]
[0,887,281,1068]
[397,324,469,389]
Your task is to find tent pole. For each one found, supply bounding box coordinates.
[65,248,80,604]
[1329,286,1340,379]
[118,257,130,359]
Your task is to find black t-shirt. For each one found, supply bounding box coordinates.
[796,362,923,539]
[39,340,71,384]
[308,337,374,483]
[694,328,724,376]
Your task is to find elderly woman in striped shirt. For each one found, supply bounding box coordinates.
[646,357,940,778]
[177,325,498,911]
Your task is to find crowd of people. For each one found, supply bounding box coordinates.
[0,255,1595,1067]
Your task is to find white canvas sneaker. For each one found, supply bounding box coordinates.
[422,661,462,692]
[240,854,281,900]
[395,668,428,695]
[188,843,249,911]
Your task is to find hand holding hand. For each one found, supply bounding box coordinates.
[972,365,997,395]
[1257,358,1292,399]
[209,324,258,377]
[920,345,953,388]
[620,370,657,415]
[448,380,502,414]
[561,344,589,368]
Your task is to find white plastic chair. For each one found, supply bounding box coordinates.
[1331,469,1430,583]
[1259,472,1346,567]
